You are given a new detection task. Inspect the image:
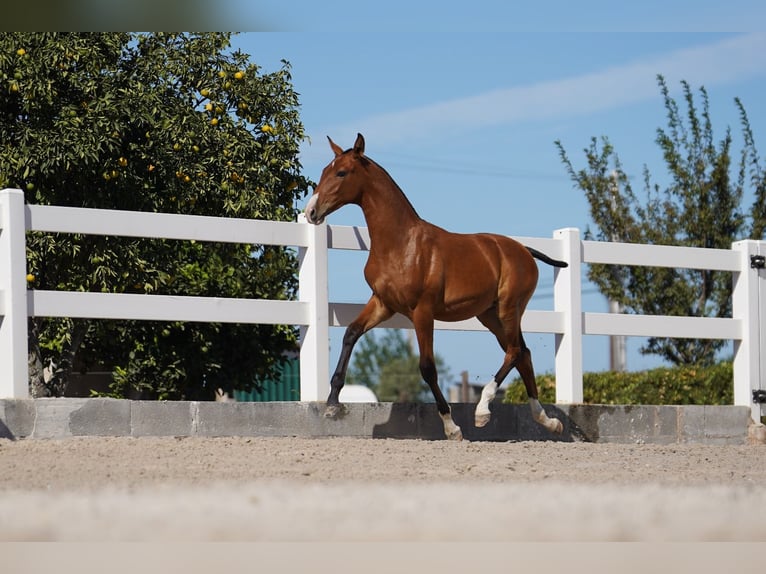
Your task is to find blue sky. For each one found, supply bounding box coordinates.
[229,1,766,33]
[231,30,766,388]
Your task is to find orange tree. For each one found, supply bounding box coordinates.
[0,33,310,399]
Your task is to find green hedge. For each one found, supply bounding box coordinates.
[503,362,734,405]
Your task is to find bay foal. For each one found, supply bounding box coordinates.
[305,134,566,440]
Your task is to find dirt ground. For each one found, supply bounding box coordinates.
[1,436,765,541]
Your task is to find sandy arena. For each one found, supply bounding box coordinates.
[1,435,765,542]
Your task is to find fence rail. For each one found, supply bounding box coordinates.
[1,188,764,421]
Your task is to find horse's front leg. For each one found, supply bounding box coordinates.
[412,309,462,441]
[324,295,393,418]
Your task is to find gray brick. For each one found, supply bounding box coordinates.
[362,402,400,435]
[195,402,259,437]
[131,401,194,437]
[416,404,449,440]
[29,398,87,438]
[564,404,601,442]
[651,407,680,443]
[324,402,398,437]
[0,399,35,439]
[69,398,131,437]
[457,403,521,442]
[310,402,415,438]
[371,402,420,439]
[679,405,706,443]
[193,402,315,437]
[702,406,750,444]
[599,406,652,441]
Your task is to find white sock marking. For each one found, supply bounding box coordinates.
[476,380,498,417]
[529,398,562,433]
[440,412,463,440]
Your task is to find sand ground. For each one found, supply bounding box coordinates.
[1,436,765,541]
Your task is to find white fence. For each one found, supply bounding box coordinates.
[1,188,765,421]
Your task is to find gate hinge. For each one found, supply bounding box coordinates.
[750,255,765,269]
[754,390,766,404]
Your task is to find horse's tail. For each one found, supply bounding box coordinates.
[525,246,568,268]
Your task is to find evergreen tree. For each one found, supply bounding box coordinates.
[556,75,766,365]
[347,329,452,401]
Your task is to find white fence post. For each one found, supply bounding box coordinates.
[732,239,765,422]
[553,227,583,403]
[0,189,29,399]
[297,214,330,402]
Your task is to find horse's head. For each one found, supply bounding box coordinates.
[305,133,367,225]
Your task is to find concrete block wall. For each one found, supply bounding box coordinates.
[0,398,756,444]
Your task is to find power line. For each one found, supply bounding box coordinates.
[378,152,568,181]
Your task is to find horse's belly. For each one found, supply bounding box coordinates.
[433,307,480,323]
[434,292,495,322]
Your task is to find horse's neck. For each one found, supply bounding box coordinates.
[359,176,420,252]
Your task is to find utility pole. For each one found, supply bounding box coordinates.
[461,370,469,403]
[609,298,627,371]
[609,171,627,372]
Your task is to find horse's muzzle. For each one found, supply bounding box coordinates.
[305,194,325,225]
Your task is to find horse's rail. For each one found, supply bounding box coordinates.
[582,239,741,271]
[326,224,563,259]
[327,224,371,251]
[28,290,309,325]
[330,302,564,334]
[25,203,308,247]
[583,312,741,339]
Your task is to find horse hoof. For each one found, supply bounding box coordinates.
[549,418,563,434]
[446,427,464,441]
[324,405,341,419]
[474,413,491,428]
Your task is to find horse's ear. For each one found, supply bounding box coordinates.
[327,136,343,157]
[353,133,365,156]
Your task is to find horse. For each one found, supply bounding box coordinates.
[305,133,567,440]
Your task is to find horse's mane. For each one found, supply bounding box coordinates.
[346,148,421,219]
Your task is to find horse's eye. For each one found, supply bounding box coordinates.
[336,170,347,178]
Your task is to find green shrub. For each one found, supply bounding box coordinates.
[503,362,733,405]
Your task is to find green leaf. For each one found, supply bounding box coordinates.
[556,76,761,365]
[9,32,310,399]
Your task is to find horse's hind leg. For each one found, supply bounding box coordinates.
[474,308,507,427]
[515,337,563,434]
[474,311,562,434]
[325,295,393,418]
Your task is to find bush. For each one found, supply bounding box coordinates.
[503,362,734,405]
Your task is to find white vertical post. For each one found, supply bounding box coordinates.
[759,241,766,423]
[297,214,330,402]
[732,240,764,422]
[553,227,583,403]
[0,189,29,398]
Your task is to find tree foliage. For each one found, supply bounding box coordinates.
[0,33,311,399]
[556,75,766,365]
[377,355,428,403]
[347,329,452,402]
[503,362,734,406]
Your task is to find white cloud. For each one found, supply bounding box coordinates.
[304,33,766,161]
